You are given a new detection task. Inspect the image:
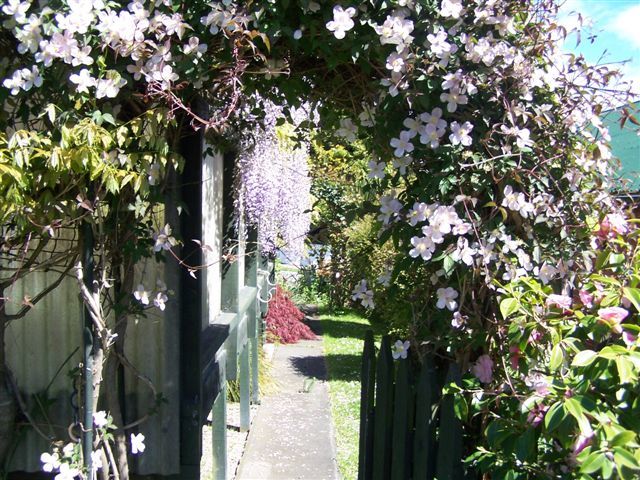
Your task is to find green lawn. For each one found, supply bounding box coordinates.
[320,309,376,480]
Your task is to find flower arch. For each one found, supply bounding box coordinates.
[1,0,639,477]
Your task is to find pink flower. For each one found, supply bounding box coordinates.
[573,424,594,456]
[472,354,493,383]
[529,330,543,343]
[598,307,629,334]
[546,294,572,310]
[597,213,628,238]
[606,213,629,235]
[622,330,637,346]
[527,402,549,427]
[579,290,594,308]
[525,372,551,397]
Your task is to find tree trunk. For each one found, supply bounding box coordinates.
[105,351,129,480]
[104,257,135,480]
[0,295,16,467]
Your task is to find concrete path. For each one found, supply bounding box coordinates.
[236,333,340,480]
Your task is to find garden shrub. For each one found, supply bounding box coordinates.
[265,286,317,344]
[458,214,640,479]
[288,264,331,307]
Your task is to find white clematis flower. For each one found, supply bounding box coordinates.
[390,131,414,157]
[326,5,356,39]
[69,69,96,94]
[392,340,410,360]
[131,433,146,454]
[40,452,60,473]
[134,284,150,305]
[436,287,459,311]
[448,121,473,146]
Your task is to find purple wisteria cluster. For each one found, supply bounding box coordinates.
[236,102,311,262]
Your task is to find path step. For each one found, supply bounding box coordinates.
[236,338,339,480]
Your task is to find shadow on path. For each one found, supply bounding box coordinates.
[290,353,362,382]
[289,354,327,381]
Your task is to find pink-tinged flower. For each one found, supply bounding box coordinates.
[526,402,548,427]
[153,223,177,252]
[91,450,103,471]
[579,290,594,308]
[546,294,572,310]
[598,307,629,334]
[509,345,520,370]
[436,287,458,311]
[451,311,466,329]
[133,284,150,306]
[622,330,637,346]
[525,372,551,397]
[573,423,594,456]
[597,213,629,238]
[605,213,628,235]
[529,330,543,343]
[472,354,493,383]
[153,291,168,311]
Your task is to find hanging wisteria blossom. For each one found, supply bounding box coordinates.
[236,101,312,262]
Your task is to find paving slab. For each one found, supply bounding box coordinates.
[236,335,340,480]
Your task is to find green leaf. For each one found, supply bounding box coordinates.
[595,249,611,270]
[602,457,615,478]
[121,173,135,188]
[486,420,512,448]
[609,253,625,265]
[101,113,116,126]
[611,431,637,447]
[544,402,566,432]
[623,287,640,312]
[0,163,24,184]
[614,448,640,470]
[105,175,119,194]
[564,397,591,434]
[580,452,606,474]
[616,356,635,384]
[453,395,468,421]
[500,298,519,319]
[550,344,564,372]
[573,350,598,367]
[515,428,536,462]
[599,346,622,360]
[442,254,455,275]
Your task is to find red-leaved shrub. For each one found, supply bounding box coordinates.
[265,286,317,343]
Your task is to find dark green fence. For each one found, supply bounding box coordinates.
[358,332,471,480]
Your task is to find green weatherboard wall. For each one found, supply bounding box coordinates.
[603,103,640,192]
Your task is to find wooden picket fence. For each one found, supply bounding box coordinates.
[358,332,473,480]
